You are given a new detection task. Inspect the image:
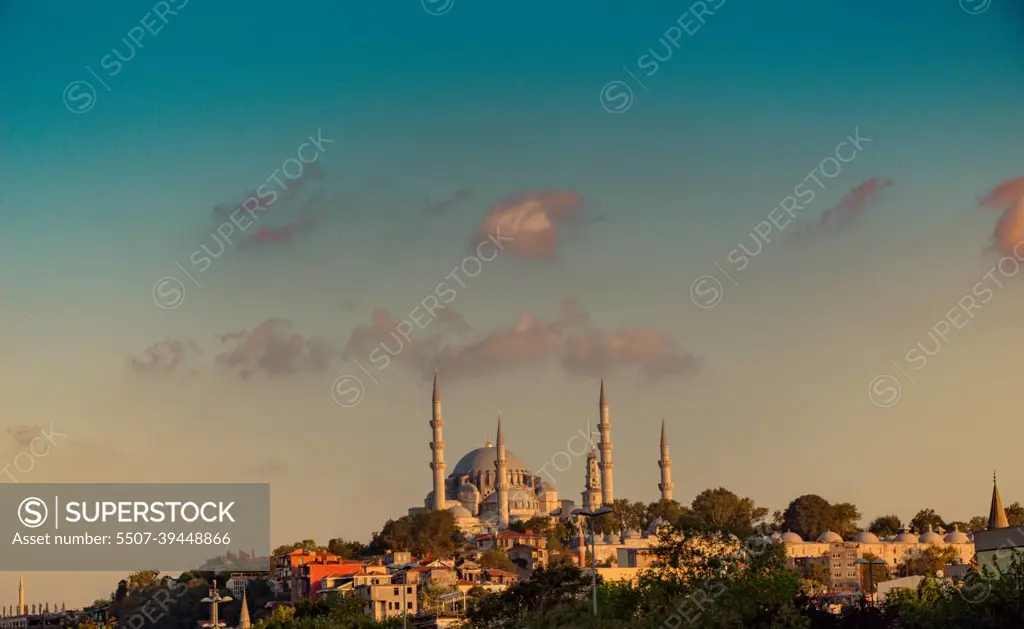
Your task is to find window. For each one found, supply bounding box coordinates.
[393,587,399,596]
[407,602,413,609]
[407,587,413,594]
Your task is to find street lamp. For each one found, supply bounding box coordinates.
[200,581,233,628]
[853,557,888,603]
[574,506,614,617]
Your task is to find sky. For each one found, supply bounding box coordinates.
[2,0,1024,607]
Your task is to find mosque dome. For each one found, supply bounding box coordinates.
[535,482,556,496]
[622,528,641,540]
[447,504,473,518]
[919,525,944,545]
[646,517,670,534]
[451,446,530,476]
[817,531,843,543]
[944,525,970,544]
[854,531,880,544]
[893,527,919,543]
[457,483,480,504]
[780,531,804,544]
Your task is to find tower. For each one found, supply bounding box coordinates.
[598,379,614,505]
[18,576,24,616]
[658,419,674,501]
[582,447,602,511]
[989,472,1009,530]
[495,412,510,530]
[239,590,251,629]
[429,369,446,511]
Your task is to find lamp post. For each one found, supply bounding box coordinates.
[853,557,888,604]
[574,506,614,617]
[199,581,233,629]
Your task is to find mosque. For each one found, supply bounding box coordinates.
[408,373,676,534]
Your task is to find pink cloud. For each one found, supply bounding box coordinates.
[127,339,203,375]
[340,307,470,372]
[978,176,1024,211]
[989,197,1024,258]
[215,319,333,379]
[472,190,586,260]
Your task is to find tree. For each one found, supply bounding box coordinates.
[646,499,689,528]
[368,510,459,557]
[125,570,160,595]
[800,561,829,587]
[909,509,946,532]
[479,549,517,573]
[687,487,768,536]
[1006,502,1024,526]
[781,495,860,540]
[966,515,989,532]
[326,538,365,559]
[859,552,892,593]
[908,546,958,577]
[868,514,902,537]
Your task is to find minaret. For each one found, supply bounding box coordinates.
[989,472,1009,530]
[495,413,509,530]
[239,590,251,629]
[582,447,602,510]
[598,379,614,505]
[429,369,446,511]
[657,419,674,501]
[18,577,24,616]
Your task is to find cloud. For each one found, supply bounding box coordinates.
[424,188,472,218]
[127,339,203,375]
[426,298,698,382]
[214,319,334,379]
[787,177,892,243]
[990,197,1024,257]
[244,217,316,246]
[6,425,41,448]
[978,176,1024,210]
[472,190,586,260]
[340,307,471,373]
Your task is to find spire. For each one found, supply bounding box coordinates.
[657,418,673,501]
[989,472,1009,530]
[660,419,667,448]
[599,378,607,406]
[239,590,251,629]
[18,576,24,616]
[496,412,504,447]
[432,368,440,403]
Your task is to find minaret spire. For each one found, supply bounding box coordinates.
[495,412,509,530]
[18,577,24,616]
[429,369,446,510]
[658,419,674,501]
[597,379,614,505]
[989,471,1009,530]
[239,590,251,629]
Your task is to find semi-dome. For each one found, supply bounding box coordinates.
[780,531,803,544]
[817,531,843,543]
[944,525,970,544]
[451,446,530,476]
[457,483,480,503]
[854,531,880,544]
[894,527,919,543]
[447,504,473,518]
[919,525,943,545]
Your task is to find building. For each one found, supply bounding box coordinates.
[0,579,67,629]
[356,581,417,622]
[974,473,1024,573]
[411,376,673,534]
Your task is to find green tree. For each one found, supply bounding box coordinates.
[326,538,365,559]
[909,509,946,532]
[907,546,958,577]
[868,514,902,537]
[125,570,160,595]
[800,561,829,587]
[859,552,892,593]
[368,510,459,557]
[781,495,860,540]
[479,548,517,572]
[646,499,689,528]
[1006,502,1024,526]
[686,487,768,536]
[966,515,989,532]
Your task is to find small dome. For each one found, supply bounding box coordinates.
[447,504,473,518]
[893,527,919,543]
[535,482,556,496]
[622,528,641,539]
[817,530,843,543]
[646,517,670,533]
[919,524,943,545]
[945,525,969,544]
[457,484,480,504]
[854,531,880,544]
[780,531,804,544]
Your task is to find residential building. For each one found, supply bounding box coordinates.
[356,582,417,622]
